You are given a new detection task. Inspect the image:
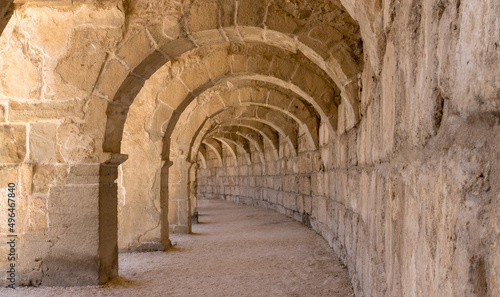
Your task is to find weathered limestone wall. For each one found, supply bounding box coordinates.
[198,1,500,297]
[0,1,127,286]
[200,118,500,297]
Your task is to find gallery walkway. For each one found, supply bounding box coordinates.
[2,198,354,297]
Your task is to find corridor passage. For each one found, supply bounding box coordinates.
[1,198,353,297]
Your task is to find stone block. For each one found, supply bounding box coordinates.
[55,28,107,93]
[29,122,57,163]
[159,38,196,59]
[133,50,169,79]
[178,62,211,92]
[145,19,177,45]
[237,0,266,27]
[172,225,189,234]
[146,102,173,143]
[168,183,182,200]
[203,49,231,79]
[32,164,68,194]
[296,195,304,213]
[218,0,235,27]
[347,170,361,212]
[347,131,357,167]
[273,176,282,190]
[0,44,38,99]
[168,200,178,225]
[311,173,324,196]
[117,30,156,70]
[381,42,396,158]
[303,195,312,214]
[291,66,330,101]
[67,164,100,185]
[291,175,299,193]
[43,185,102,286]
[297,32,329,60]
[269,56,296,81]
[0,102,6,122]
[48,185,99,230]
[188,1,219,32]
[230,54,248,73]
[298,152,313,174]
[27,195,48,231]
[249,55,273,76]
[41,254,99,287]
[177,199,191,226]
[82,96,108,139]
[239,165,248,176]
[323,172,330,196]
[19,162,33,199]
[0,124,26,163]
[158,77,190,109]
[0,165,17,187]
[309,23,343,46]
[284,193,296,209]
[9,101,83,122]
[266,5,298,35]
[299,175,311,195]
[57,122,96,163]
[317,198,327,223]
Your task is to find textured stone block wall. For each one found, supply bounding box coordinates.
[197,1,500,296]
[198,112,500,297]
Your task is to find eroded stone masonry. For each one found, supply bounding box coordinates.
[0,0,499,296]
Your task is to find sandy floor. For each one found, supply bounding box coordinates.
[1,198,354,297]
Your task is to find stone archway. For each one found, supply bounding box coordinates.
[109,0,364,255]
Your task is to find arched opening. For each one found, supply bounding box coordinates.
[105,0,363,266]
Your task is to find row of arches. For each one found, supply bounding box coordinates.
[0,0,371,287]
[98,0,365,282]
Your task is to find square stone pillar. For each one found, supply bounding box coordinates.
[160,161,172,248]
[98,154,127,284]
[168,158,193,234]
[189,163,199,223]
[42,154,127,286]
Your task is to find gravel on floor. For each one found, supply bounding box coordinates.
[0,198,354,297]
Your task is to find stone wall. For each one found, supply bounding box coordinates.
[197,0,500,296]
[199,108,500,297]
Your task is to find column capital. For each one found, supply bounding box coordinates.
[162,160,174,169]
[101,153,128,165]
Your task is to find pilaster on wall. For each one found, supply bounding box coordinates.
[41,153,126,286]
[98,153,127,284]
[41,164,102,286]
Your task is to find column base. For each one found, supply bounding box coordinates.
[191,211,199,224]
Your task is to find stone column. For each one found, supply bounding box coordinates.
[98,153,127,284]
[168,158,193,234]
[160,160,172,248]
[41,154,126,286]
[189,163,199,224]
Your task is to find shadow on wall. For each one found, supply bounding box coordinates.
[0,1,14,36]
